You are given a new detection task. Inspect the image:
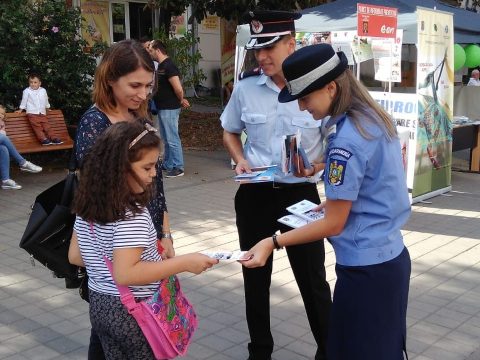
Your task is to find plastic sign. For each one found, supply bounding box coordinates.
[357,3,398,38]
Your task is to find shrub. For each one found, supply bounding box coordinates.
[0,0,106,125]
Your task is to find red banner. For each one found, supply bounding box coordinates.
[357,3,398,38]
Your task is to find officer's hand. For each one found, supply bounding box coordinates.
[234,159,252,175]
[292,153,312,178]
[239,238,274,268]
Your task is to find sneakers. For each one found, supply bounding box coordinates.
[2,179,22,190]
[40,138,63,145]
[165,168,184,178]
[20,161,42,173]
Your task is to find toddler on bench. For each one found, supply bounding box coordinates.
[15,73,63,146]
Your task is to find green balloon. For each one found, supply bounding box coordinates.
[464,44,480,68]
[454,44,466,71]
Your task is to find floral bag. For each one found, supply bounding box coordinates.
[104,257,198,359]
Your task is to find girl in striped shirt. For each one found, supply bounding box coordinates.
[68,121,217,359]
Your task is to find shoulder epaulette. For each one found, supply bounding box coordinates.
[238,67,263,81]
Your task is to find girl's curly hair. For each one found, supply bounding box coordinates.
[72,120,161,224]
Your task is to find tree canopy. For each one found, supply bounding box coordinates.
[148,0,329,27]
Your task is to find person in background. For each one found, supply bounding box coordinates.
[0,105,42,190]
[150,40,190,178]
[75,39,173,360]
[221,10,331,360]
[242,43,411,360]
[15,74,63,145]
[467,69,480,86]
[139,37,159,118]
[69,121,218,359]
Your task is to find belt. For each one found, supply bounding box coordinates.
[240,181,314,190]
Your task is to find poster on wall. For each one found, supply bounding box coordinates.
[415,7,453,199]
[171,14,187,37]
[80,0,110,46]
[371,29,403,82]
[201,16,219,31]
[330,31,355,65]
[221,19,237,87]
[357,3,398,38]
[370,91,417,192]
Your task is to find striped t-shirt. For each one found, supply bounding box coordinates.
[74,208,161,297]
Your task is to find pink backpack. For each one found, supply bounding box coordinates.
[105,257,198,359]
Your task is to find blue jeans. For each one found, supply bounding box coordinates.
[157,108,183,171]
[0,133,25,181]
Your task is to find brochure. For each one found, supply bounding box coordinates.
[233,165,277,183]
[282,130,312,175]
[278,199,325,229]
[277,214,309,229]
[201,250,252,261]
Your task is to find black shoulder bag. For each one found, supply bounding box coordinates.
[19,147,81,285]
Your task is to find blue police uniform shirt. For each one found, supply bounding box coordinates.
[221,74,323,183]
[324,111,411,266]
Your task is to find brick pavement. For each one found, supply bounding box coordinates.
[1,150,480,359]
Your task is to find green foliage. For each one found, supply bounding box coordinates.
[154,30,206,92]
[0,0,106,125]
[190,0,330,23]
[148,0,329,26]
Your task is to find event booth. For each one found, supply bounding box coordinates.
[235,0,480,202]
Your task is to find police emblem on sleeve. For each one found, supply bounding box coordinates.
[328,159,346,186]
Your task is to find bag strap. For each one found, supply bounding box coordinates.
[68,141,78,172]
[59,142,78,207]
[103,255,139,310]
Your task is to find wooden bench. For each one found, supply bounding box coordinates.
[4,110,74,153]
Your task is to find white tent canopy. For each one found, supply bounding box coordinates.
[237,0,480,45]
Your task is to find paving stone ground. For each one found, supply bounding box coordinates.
[1,149,480,360]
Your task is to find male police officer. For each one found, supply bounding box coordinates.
[221,10,331,360]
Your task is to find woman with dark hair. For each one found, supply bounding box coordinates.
[242,43,411,360]
[75,39,172,359]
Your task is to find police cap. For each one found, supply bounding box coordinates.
[243,10,301,50]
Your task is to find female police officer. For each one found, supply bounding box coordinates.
[241,43,411,360]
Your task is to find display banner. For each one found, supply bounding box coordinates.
[415,8,453,200]
[221,19,237,87]
[81,1,110,46]
[370,91,417,193]
[357,3,398,38]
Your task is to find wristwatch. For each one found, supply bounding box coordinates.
[161,232,173,241]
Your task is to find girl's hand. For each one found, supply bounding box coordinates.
[186,253,219,274]
[239,238,275,268]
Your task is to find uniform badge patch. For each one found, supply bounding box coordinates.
[251,20,263,34]
[328,159,347,186]
[328,147,352,159]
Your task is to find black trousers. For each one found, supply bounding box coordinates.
[235,182,332,360]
